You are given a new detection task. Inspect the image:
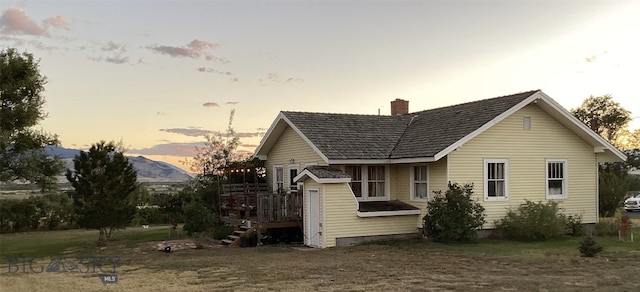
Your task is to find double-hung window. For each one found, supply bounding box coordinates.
[411,165,429,200]
[345,166,362,197]
[367,166,386,198]
[345,165,388,201]
[546,159,568,199]
[484,159,508,201]
[273,166,284,193]
[289,165,299,192]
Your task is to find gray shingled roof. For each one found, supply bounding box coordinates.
[305,166,351,179]
[283,90,539,160]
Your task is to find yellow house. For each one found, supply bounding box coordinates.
[253,90,626,248]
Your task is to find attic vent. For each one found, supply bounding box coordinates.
[524,117,531,130]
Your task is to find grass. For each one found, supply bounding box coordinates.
[0,225,184,258]
[1,226,639,291]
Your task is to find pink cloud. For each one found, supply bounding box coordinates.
[160,128,213,137]
[43,15,68,30]
[0,8,69,36]
[0,8,46,35]
[148,39,229,63]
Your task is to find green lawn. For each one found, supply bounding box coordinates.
[0,225,183,258]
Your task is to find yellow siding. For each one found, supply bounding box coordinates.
[448,104,598,226]
[302,179,322,247]
[266,126,326,191]
[323,183,419,248]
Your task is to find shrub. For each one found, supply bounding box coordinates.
[495,200,568,241]
[579,235,603,257]
[565,214,583,237]
[182,201,217,236]
[212,225,235,240]
[422,183,486,242]
[594,217,621,236]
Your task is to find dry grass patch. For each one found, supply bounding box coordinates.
[2,228,640,291]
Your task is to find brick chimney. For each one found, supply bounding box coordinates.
[390,99,409,115]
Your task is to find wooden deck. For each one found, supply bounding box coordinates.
[221,183,302,229]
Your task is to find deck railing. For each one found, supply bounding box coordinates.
[221,183,302,223]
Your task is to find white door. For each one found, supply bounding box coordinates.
[308,189,320,247]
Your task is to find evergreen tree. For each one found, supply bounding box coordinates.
[66,141,137,245]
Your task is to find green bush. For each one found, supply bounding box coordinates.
[565,214,583,237]
[495,200,572,241]
[182,201,218,236]
[212,225,235,240]
[422,183,486,243]
[579,234,603,257]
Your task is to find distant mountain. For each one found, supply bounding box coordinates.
[46,146,193,182]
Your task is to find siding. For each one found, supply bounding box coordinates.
[266,126,326,191]
[448,104,598,227]
[323,183,418,248]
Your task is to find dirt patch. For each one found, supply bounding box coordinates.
[146,238,223,252]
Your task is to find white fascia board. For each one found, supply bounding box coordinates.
[534,91,627,162]
[356,210,422,217]
[328,157,436,165]
[252,113,331,164]
[433,92,541,161]
[252,112,287,159]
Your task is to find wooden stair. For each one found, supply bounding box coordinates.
[221,225,257,247]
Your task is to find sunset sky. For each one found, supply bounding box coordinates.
[1,0,639,172]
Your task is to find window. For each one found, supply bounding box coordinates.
[345,165,388,201]
[273,166,284,193]
[345,166,362,197]
[411,165,429,200]
[484,159,508,201]
[523,116,531,130]
[368,166,385,198]
[546,159,568,199]
[289,165,299,192]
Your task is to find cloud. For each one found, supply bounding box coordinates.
[0,8,46,35]
[230,77,239,82]
[102,41,126,53]
[129,142,203,157]
[259,73,305,85]
[42,15,68,30]
[197,67,233,75]
[160,127,213,137]
[105,55,128,64]
[226,101,239,105]
[240,144,258,148]
[159,127,264,139]
[203,102,219,108]
[0,8,68,36]
[148,39,230,63]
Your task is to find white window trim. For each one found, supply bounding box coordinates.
[546,159,568,199]
[410,164,429,201]
[273,165,284,193]
[288,164,299,192]
[484,159,509,201]
[343,165,390,202]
